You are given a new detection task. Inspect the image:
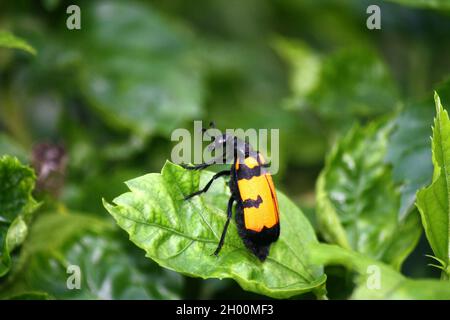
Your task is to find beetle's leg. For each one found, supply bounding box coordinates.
[181,157,230,170]
[180,160,216,170]
[181,145,230,170]
[184,170,230,200]
[213,196,235,256]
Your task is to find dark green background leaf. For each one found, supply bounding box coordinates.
[27,0,204,138]
[386,83,450,219]
[1,212,183,299]
[79,1,203,137]
[277,39,399,135]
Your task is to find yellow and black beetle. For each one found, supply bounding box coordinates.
[182,124,280,261]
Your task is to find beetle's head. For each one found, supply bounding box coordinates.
[206,132,235,152]
[203,122,253,161]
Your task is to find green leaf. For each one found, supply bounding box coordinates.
[104,161,326,299]
[316,121,421,269]
[386,100,434,219]
[311,243,450,299]
[0,156,39,277]
[385,0,450,10]
[1,212,183,299]
[52,1,203,137]
[416,93,450,276]
[0,31,36,55]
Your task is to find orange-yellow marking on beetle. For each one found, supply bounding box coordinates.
[236,156,259,170]
[236,156,279,232]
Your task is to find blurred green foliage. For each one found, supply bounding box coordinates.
[1,212,183,299]
[316,120,422,270]
[1,0,450,299]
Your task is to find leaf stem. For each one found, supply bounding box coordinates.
[441,267,450,281]
[313,285,328,300]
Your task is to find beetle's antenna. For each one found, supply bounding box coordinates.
[202,121,217,140]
